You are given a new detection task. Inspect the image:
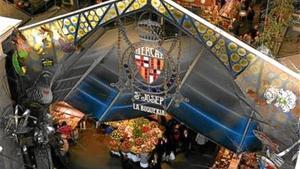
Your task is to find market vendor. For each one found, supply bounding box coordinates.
[58,121,72,141]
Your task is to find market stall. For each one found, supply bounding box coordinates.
[106,118,164,168]
[212,147,284,169]
[212,147,239,169]
[196,0,241,29]
[49,101,85,129]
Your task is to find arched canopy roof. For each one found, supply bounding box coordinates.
[13,0,300,155]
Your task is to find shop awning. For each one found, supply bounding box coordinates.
[50,101,84,129]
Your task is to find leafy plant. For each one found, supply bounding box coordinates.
[258,0,294,55]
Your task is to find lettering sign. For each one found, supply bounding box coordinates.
[132,46,166,115]
[132,92,165,115]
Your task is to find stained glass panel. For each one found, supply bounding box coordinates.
[84,10,100,28]
[181,16,198,37]
[116,0,134,14]
[61,14,80,43]
[153,0,261,76]
[225,40,257,75]
[211,38,229,66]
[164,2,184,25]
[126,0,147,13]
[77,14,92,40]
[151,0,170,18]
[100,4,118,25]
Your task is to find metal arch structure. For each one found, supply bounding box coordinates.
[16,0,300,79]
[12,0,300,157]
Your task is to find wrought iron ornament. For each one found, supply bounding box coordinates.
[112,17,187,115]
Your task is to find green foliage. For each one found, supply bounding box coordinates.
[133,127,142,138]
[258,0,294,55]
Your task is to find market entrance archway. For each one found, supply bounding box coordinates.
[11,0,300,155]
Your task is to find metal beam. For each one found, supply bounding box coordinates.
[98,92,121,121]
[71,63,93,70]
[53,87,73,93]
[55,75,82,83]
[167,46,204,109]
[163,0,300,80]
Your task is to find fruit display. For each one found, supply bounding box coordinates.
[212,148,236,169]
[107,118,164,154]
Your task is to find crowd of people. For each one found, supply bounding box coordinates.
[226,0,261,46]
[198,0,265,46]
[48,116,214,169]
[50,119,86,169]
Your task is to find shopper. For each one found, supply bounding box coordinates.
[120,153,133,169]
[149,151,162,169]
[247,6,255,27]
[58,121,72,142]
[50,132,69,169]
[173,125,181,153]
[229,18,240,35]
[159,136,168,161]
[181,128,192,158]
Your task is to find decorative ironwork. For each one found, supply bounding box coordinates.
[137,19,162,42]
[112,17,187,115]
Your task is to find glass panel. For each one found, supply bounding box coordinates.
[77,14,92,40]
[236,58,300,153]
[151,0,169,18]
[193,18,220,49]
[21,21,61,49]
[137,0,147,7]
[195,18,257,75]
[126,0,147,13]
[16,19,77,74]
[84,9,100,28]
[116,0,130,14]
[96,5,108,25]
[153,0,261,76]
[61,14,80,43]
[182,16,198,37]
[100,4,118,25]
[226,40,257,75]
[211,38,229,67]
[164,2,184,24]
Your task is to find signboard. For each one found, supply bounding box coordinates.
[129,45,170,116]
[132,92,165,115]
[134,46,164,84]
[115,19,187,116]
[119,42,178,116]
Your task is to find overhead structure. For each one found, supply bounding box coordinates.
[11,0,300,160]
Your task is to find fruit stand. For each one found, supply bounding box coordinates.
[106,118,164,167]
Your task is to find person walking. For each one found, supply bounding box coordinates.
[181,127,192,158]
[149,151,162,169]
[58,121,72,143]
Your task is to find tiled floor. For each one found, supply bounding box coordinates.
[69,128,217,169]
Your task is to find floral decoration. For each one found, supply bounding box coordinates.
[264,87,297,113]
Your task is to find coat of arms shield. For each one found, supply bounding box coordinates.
[134,50,164,84]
